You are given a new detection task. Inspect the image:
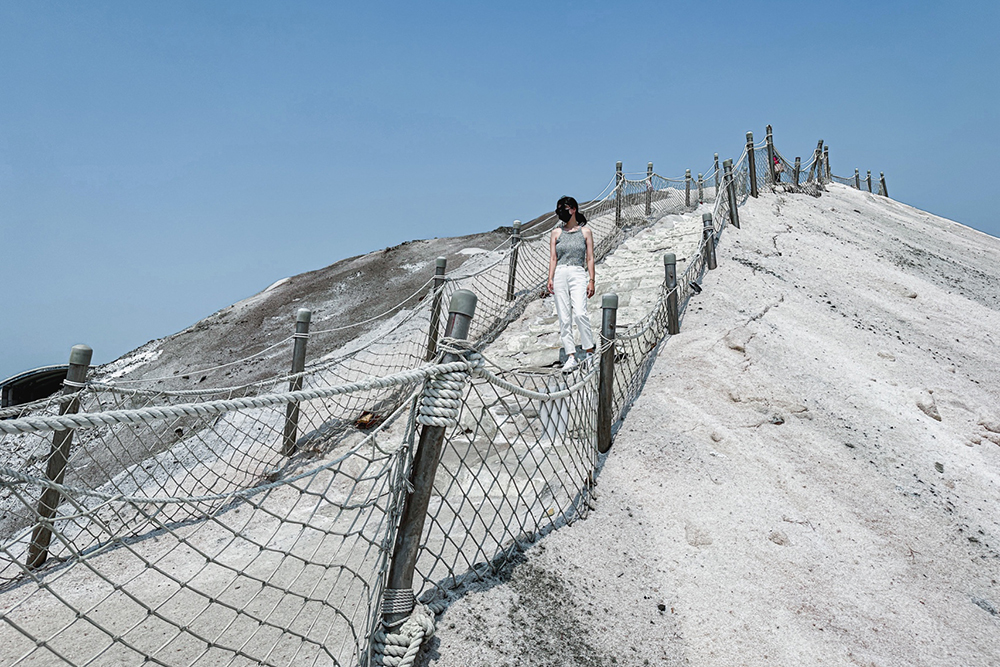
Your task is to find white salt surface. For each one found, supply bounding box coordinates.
[99,345,163,380]
[4,185,999,666]
[422,185,1000,666]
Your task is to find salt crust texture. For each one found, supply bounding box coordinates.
[421,185,1000,666]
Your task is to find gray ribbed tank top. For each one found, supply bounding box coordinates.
[556,228,587,268]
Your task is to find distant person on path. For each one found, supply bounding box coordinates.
[547,196,596,370]
[773,154,784,184]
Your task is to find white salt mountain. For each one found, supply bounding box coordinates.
[423,184,1000,666]
[53,181,1000,665]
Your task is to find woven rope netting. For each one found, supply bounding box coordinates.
[0,136,852,665]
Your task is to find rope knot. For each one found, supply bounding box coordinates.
[416,338,481,427]
[371,601,436,667]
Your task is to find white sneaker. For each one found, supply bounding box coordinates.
[562,356,577,371]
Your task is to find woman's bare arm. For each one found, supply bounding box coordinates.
[584,227,596,298]
[548,228,560,294]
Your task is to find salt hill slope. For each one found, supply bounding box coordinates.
[425,184,1000,666]
[92,227,513,387]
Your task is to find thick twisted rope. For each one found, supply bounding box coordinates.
[370,604,435,667]
[417,339,484,427]
[0,396,413,506]
[0,361,471,436]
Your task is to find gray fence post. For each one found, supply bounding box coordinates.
[645,162,653,216]
[597,293,618,454]
[506,221,521,302]
[685,169,692,207]
[866,170,872,193]
[425,257,447,361]
[823,146,831,182]
[765,125,776,186]
[282,308,311,456]
[793,157,801,186]
[702,213,717,271]
[713,153,721,193]
[855,168,861,189]
[664,253,680,335]
[27,344,92,570]
[697,173,704,204]
[746,132,758,198]
[880,173,888,197]
[806,140,824,183]
[384,290,477,627]
[723,158,740,229]
[615,161,623,226]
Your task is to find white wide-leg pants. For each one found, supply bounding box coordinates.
[553,264,594,358]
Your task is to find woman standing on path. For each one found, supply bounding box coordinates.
[547,196,596,370]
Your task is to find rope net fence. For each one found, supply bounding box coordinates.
[0,131,879,666]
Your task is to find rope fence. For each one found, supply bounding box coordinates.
[0,127,887,666]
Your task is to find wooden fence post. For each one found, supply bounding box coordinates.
[282,308,311,455]
[703,213,717,271]
[685,169,692,207]
[723,158,740,229]
[27,344,92,570]
[697,173,704,204]
[664,253,680,335]
[866,170,872,193]
[823,146,831,182]
[615,161,623,226]
[765,125,776,186]
[384,290,477,627]
[597,293,618,454]
[806,140,824,183]
[880,172,888,197]
[425,257,447,361]
[506,220,521,301]
[645,162,653,216]
[793,157,801,186]
[713,153,721,193]
[746,132,758,198]
[855,168,861,189]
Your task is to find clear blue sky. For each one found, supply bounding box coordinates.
[2,0,998,379]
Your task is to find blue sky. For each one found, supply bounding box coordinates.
[2,0,998,379]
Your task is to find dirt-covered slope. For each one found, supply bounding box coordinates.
[91,227,514,388]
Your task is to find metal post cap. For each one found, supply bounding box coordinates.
[435,257,447,269]
[698,173,703,179]
[686,169,691,176]
[880,172,884,177]
[512,220,521,229]
[69,345,93,366]
[448,289,477,318]
[702,213,713,223]
[295,308,312,323]
[746,131,753,141]
[616,161,622,169]
[663,253,676,265]
[648,162,653,168]
[714,153,719,158]
[602,293,619,309]
[723,159,733,169]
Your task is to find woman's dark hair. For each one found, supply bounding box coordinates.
[555,195,587,225]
